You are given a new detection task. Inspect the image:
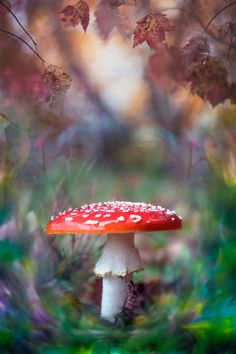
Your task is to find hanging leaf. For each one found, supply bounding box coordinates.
[218,21,236,45]
[182,36,209,67]
[95,1,115,39]
[148,46,186,90]
[40,64,72,110]
[95,1,132,39]
[60,0,90,32]
[186,56,230,106]
[133,12,175,49]
[116,12,133,38]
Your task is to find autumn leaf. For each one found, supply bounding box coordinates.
[95,1,132,39]
[218,21,236,43]
[60,0,89,32]
[218,21,236,58]
[148,47,176,91]
[40,64,72,110]
[133,12,175,49]
[116,12,133,38]
[186,56,230,106]
[182,36,209,67]
[148,35,230,106]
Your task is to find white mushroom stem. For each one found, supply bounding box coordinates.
[94,233,143,322]
[101,275,130,322]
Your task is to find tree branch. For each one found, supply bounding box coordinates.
[0,0,37,46]
[0,28,45,65]
[203,1,236,34]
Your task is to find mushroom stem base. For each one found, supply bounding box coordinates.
[101,275,129,322]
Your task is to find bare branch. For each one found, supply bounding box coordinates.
[0,28,45,64]
[203,1,236,34]
[0,0,37,46]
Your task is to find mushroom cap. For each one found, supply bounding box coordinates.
[46,201,182,235]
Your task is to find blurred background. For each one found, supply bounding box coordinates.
[1,0,236,353]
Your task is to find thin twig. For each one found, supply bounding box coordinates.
[203,1,236,34]
[0,0,37,46]
[187,9,236,54]
[0,28,45,64]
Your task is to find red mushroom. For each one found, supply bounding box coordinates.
[46,201,182,322]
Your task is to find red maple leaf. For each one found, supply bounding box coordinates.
[60,1,89,32]
[182,36,209,67]
[95,1,132,39]
[133,12,175,49]
[186,56,230,106]
[148,46,185,90]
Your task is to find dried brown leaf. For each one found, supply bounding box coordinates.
[41,64,72,110]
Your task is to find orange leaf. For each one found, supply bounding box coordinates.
[60,0,89,32]
[133,12,175,49]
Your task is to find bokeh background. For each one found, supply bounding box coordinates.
[1,0,236,353]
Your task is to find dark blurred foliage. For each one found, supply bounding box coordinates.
[0,0,236,353]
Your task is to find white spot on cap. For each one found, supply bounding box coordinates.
[84,220,99,225]
[122,208,130,212]
[103,214,111,218]
[65,217,73,221]
[95,214,102,218]
[117,216,125,222]
[130,215,142,223]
